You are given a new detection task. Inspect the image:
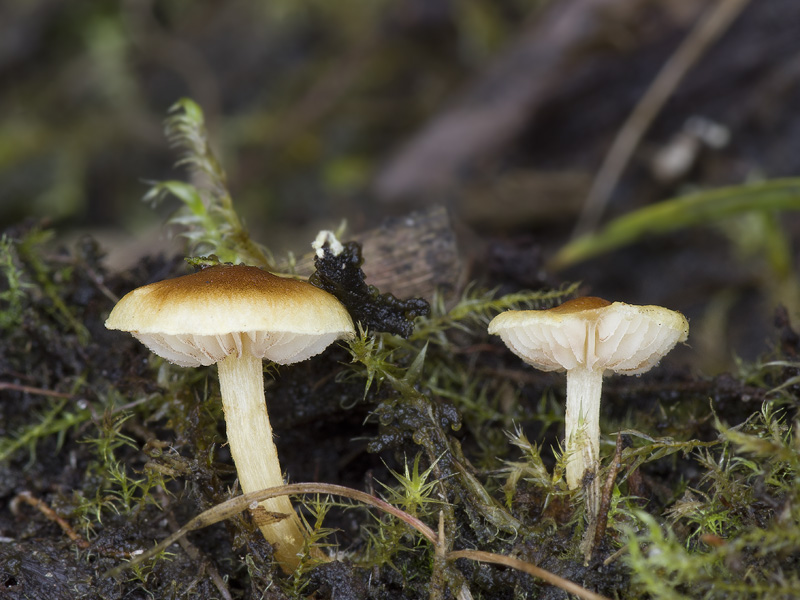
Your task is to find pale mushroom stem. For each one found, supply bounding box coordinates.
[564,366,603,494]
[565,365,605,560]
[217,352,305,572]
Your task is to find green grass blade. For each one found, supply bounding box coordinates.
[551,178,800,269]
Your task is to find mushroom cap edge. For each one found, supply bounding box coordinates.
[488,299,689,374]
[105,264,355,367]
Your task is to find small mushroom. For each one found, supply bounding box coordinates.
[488,297,688,492]
[105,264,355,572]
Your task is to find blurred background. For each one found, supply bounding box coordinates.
[2,0,800,371]
[3,0,531,258]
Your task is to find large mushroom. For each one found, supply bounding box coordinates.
[488,297,688,496]
[105,264,355,572]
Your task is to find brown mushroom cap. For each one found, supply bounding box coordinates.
[105,264,355,367]
[488,297,689,375]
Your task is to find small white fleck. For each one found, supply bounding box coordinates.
[311,230,344,258]
[131,549,144,557]
[249,500,260,510]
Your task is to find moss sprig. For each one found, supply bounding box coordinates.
[623,399,800,599]
[0,233,31,330]
[144,98,275,268]
[0,397,90,466]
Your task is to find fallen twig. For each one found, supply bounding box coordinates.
[447,550,611,600]
[101,481,609,600]
[101,482,436,579]
[594,433,627,549]
[12,491,89,549]
[0,382,72,399]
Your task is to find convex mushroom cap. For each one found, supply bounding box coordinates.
[488,296,689,376]
[105,264,355,367]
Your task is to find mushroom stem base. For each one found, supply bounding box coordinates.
[218,352,306,572]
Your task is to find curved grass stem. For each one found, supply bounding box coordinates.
[103,482,610,600]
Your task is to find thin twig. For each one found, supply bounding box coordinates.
[50,253,120,304]
[102,481,610,600]
[102,482,437,579]
[447,550,612,600]
[573,0,752,237]
[12,491,89,549]
[603,545,627,566]
[0,382,72,399]
[84,265,119,304]
[594,433,626,548]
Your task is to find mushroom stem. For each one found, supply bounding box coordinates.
[217,352,305,572]
[564,366,603,493]
[565,366,605,560]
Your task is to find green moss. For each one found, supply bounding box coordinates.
[5,98,800,599]
[621,398,800,599]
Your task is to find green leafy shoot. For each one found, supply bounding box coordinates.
[378,453,444,518]
[125,547,176,586]
[71,410,174,533]
[616,429,719,476]
[362,507,430,573]
[716,401,796,467]
[143,98,275,268]
[81,412,138,466]
[284,496,339,597]
[363,454,442,571]
[552,177,800,269]
[0,398,91,466]
[342,325,409,403]
[502,426,559,507]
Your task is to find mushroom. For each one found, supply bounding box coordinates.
[488,297,689,493]
[105,264,355,572]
